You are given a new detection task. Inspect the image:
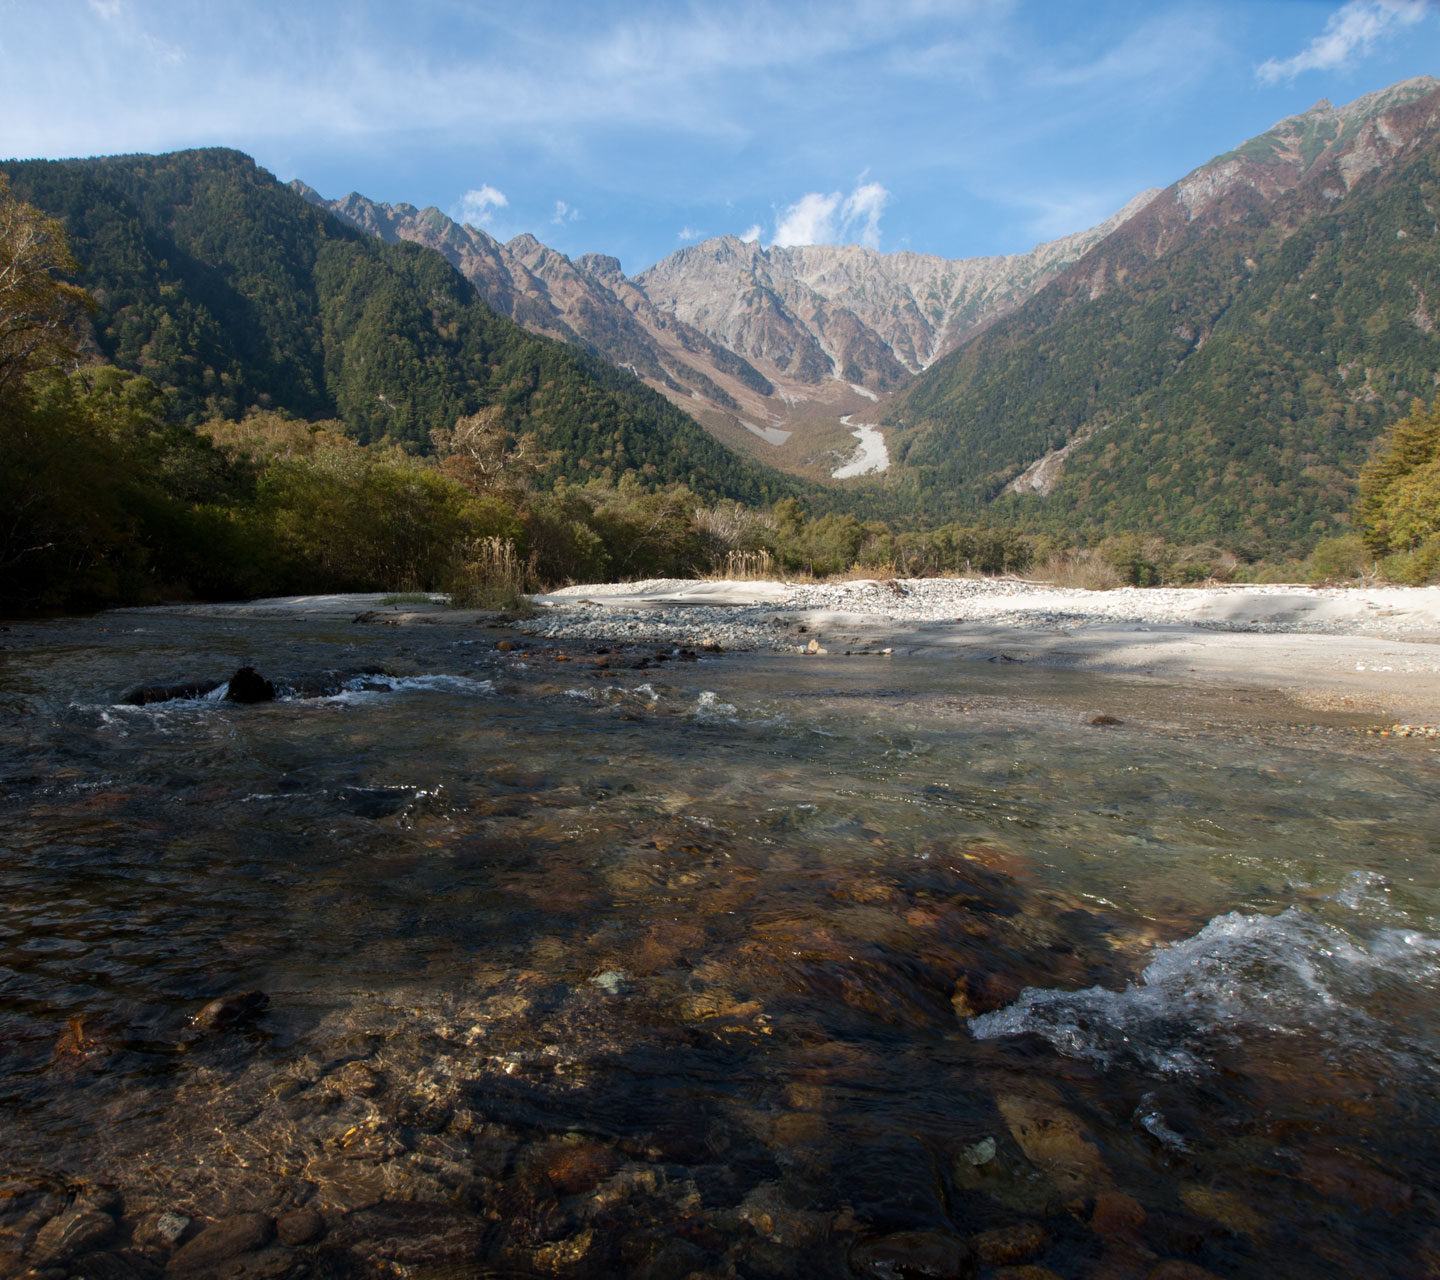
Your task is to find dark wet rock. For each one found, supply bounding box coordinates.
[192,991,269,1032]
[274,1210,324,1248]
[991,1267,1064,1280]
[851,1230,976,1279]
[67,1249,162,1279]
[335,786,413,819]
[27,1208,117,1268]
[120,680,222,706]
[973,1222,1047,1266]
[629,1237,714,1280]
[166,1213,273,1273]
[224,667,275,704]
[1089,715,1124,727]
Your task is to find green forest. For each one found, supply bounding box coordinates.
[3,143,1438,619]
[885,120,1440,556]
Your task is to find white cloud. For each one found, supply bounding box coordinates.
[739,224,763,243]
[677,225,705,241]
[1257,0,1430,84]
[772,179,890,248]
[552,199,580,224]
[456,184,508,226]
[773,191,842,246]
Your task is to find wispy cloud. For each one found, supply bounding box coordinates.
[772,180,890,249]
[552,199,580,224]
[677,225,705,241]
[1256,0,1430,84]
[739,223,763,243]
[456,184,508,227]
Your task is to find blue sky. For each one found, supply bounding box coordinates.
[2,0,1438,273]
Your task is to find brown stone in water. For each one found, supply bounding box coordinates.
[495,639,513,651]
[275,1208,324,1247]
[973,1221,1047,1265]
[1092,1190,1147,1236]
[191,990,268,1031]
[996,1094,1111,1199]
[166,1213,273,1273]
[1090,715,1124,727]
[50,1015,101,1067]
[1297,1152,1413,1214]
[1177,1185,1266,1239]
[992,1268,1065,1280]
[1146,1263,1224,1280]
[543,1143,620,1197]
[851,1230,976,1279]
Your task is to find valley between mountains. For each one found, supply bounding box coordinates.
[280,74,1440,555]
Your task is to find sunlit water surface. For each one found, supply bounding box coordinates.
[1,610,1437,1278]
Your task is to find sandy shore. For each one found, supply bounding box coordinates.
[136,580,1440,727]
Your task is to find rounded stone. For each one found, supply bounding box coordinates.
[851,1230,976,1279]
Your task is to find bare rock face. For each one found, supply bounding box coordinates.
[292,179,1149,465]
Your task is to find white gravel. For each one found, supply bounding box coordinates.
[519,578,1440,650]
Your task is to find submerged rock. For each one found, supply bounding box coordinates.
[275,1208,324,1247]
[192,990,269,1031]
[166,1213,273,1273]
[26,1207,117,1269]
[119,680,222,706]
[851,1230,975,1279]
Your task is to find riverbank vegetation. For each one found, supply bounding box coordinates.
[3,173,1435,619]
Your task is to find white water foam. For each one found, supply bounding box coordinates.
[970,906,1440,1074]
[322,673,495,704]
[694,690,739,723]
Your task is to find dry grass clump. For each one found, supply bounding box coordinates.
[448,537,538,610]
[715,549,777,580]
[1036,550,1123,591]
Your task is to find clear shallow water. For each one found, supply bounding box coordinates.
[0,611,1438,1278]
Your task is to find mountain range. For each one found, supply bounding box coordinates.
[8,74,1440,554]
[295,183,1154,481]
[887,74,1440,550]
[0,149,796,505]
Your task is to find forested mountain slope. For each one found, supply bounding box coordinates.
[1,149,796,503]
[886,77,1440,552]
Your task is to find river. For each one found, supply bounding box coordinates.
[0,607,1437,1277]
